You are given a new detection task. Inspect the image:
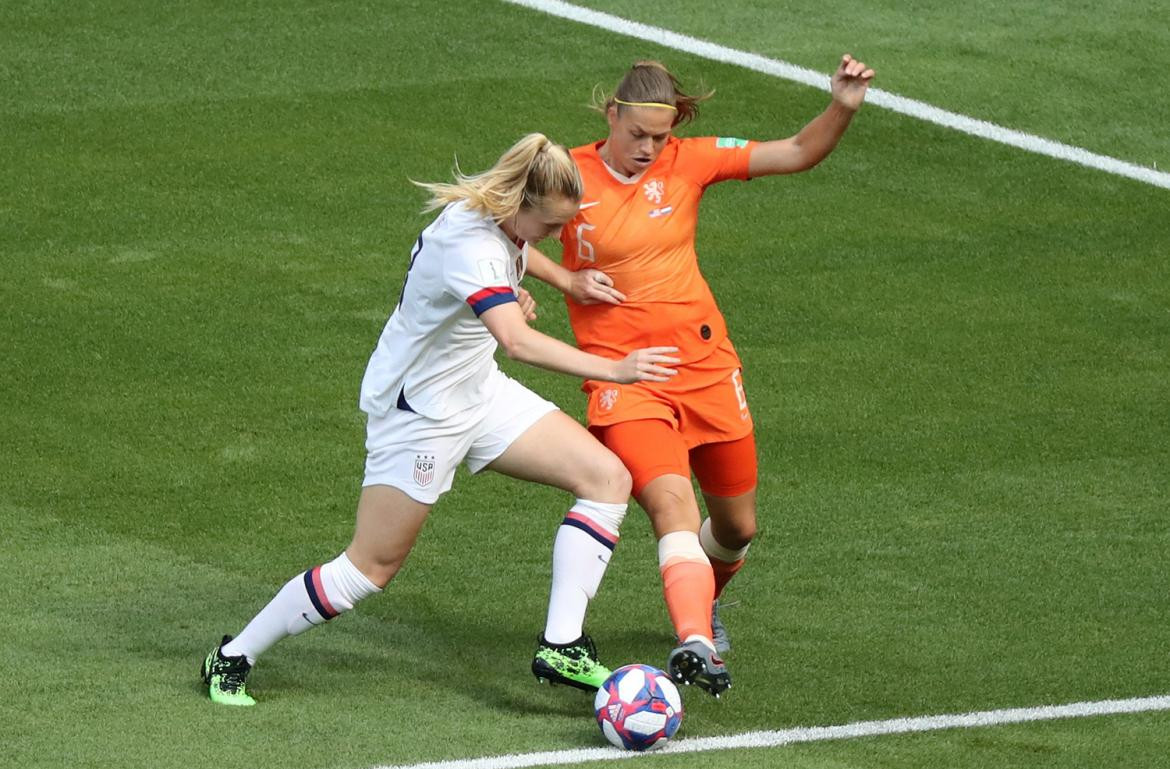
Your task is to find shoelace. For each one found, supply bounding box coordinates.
[216,659,249,692]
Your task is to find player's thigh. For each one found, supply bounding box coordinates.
[690,431,759,500]
[692,433,759,546]
[593,418,688,498]
[597,419,702,536]
[363,407,469,504]
[346,484,433,586]
[483,409,631,502]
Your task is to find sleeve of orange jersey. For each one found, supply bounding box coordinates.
[677,136,758,187]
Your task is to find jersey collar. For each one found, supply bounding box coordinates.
[592,140,649,185]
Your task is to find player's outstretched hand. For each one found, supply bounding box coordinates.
[517,287,538,322]
[569,268,626,306]
[831,54,875,111]
[616,346,680,383]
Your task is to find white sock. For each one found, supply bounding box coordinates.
[684,633,718,653]
[223,552,380,664]
[543,499,626,645]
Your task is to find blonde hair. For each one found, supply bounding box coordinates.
[415,133,582,221]
[592,60,713,127]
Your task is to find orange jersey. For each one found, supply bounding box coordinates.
[560,136,756,363]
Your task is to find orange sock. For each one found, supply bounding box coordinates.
[660,559,715,643]
[711,557,745,599]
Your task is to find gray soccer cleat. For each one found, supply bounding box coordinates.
[667,638,731,697]
[711,600,731,654]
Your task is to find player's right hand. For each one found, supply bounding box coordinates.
[570,269,626,306]
[831,53,875,111]
[616,346,680,383]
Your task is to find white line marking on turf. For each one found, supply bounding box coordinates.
[374,693,1170,769]
[502,0,1170,191]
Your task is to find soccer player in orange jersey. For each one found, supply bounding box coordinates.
[526,55,875,696]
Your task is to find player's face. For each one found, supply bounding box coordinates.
[604,105,675,176]
[510,194,580,243]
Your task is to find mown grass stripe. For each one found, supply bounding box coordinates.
[502,0,1170,190]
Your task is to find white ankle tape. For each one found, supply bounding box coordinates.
[700,517,750,562]
[657,530,709,569]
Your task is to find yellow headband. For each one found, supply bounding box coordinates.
[614,97,678,111]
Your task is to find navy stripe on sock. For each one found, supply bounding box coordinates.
[302,569,336,621]
[561,517,617,552]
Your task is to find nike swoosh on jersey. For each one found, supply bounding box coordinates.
[579,201,601,210]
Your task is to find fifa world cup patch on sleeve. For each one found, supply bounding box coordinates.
[715,137,749,149]
[477,258,505,284]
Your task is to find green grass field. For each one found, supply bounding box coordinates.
[3,2,1168,768]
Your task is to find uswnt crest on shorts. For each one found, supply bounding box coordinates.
[413,454,436,488]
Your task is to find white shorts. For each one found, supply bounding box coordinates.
[362,370,558,504]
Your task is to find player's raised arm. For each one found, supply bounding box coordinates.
[747,54,875,177]
[527,244,626,306]
[479,301,676,383]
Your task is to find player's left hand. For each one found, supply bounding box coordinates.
[831,54,875,111]
[569,268,626,306]
[517,287,538,322]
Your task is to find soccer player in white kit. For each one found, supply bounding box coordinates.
[200,134,680,706]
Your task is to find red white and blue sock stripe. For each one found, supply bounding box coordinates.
[562,511,619,551]
[303,565,340,622]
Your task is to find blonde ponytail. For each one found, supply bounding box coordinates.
[415,133,582,221]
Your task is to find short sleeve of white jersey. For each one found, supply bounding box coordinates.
[442,240,518,317]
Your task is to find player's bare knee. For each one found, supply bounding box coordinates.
[726,524,756,549]
[361,559,402,589]
[347,548,406,589]
[713,516,757,549]
[731,517,757,545]
[576,450,631,502]
[655,488,692,515]
[608,458,633,499]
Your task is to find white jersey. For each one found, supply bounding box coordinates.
[360,201,527,420]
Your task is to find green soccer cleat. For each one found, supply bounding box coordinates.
[532,634,611,692]
[201,635,256,706]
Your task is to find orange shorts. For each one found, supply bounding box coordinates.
[583,337,752,443]
[592,421,758,498]
[583,338,757,496]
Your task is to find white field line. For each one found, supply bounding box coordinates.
[502,0,1170,191]
[374,693,1170,769]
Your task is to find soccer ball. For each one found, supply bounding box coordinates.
[594,664,684,751]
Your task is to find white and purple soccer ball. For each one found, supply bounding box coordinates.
[594,664,684,751]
